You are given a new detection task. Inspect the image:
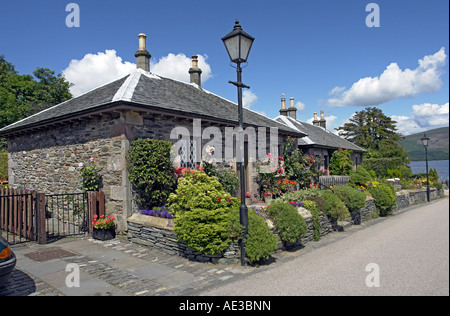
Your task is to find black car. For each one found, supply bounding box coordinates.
[0,236,16,288]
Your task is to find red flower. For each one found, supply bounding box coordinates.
[93,215,98,219]
[218,197,221,201]
[228,198,232,202]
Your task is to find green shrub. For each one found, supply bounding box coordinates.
[169,171,234,255]
[304,196,327,213]
[202,161,239,196]
[216,169,239,196]
[0,150,7,180]
[433,182,443,190]
[274,188,321,204]
[329,149,353,176]
[128,138,176,208]
[268,202,308,243]
[321,191,351,220]
[242,210,278,265]
[367,183,396,213]
[368,187,392,212]
[348,165,373,188]
[302,200,321,241]
[333,185,366,212]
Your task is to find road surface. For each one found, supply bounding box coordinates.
[201,195,449,296]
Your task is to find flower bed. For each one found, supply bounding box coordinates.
[140,206,174,219]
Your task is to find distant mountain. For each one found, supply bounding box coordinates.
[400,127,449,161]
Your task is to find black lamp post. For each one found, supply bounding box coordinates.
[421,133,430,202]
[222,20,255,266]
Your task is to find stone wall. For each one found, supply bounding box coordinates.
[127,213,240,264]
[127,187,445,264]
[7,112,131,232]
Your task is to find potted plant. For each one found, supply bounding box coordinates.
[245,192,252,205]
[92,215,116,241]
[263,190,273,203]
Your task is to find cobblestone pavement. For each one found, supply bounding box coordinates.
[1,236,255,296]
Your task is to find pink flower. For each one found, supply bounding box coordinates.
[78,162,83,168]
[89,157,94,162]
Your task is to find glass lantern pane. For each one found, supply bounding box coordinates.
[240,35,253,62]
[223,36,240,62]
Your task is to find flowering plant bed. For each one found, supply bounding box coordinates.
[140,206,174,219]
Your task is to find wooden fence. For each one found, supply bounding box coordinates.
[0,188,104,244]
[318,176,351,187]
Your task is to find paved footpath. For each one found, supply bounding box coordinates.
[3,192,448,296]
[1,236,254,296]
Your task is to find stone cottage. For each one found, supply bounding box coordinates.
[275,95,366,174]
[0,33,304,232]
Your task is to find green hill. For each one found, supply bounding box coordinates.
[401,127,449,161]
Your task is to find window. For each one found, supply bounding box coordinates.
[179,139,198,169]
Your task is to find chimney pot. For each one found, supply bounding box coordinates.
[313,112,319,126]
[319,110,326,129]
[135,33,151,72]
[189,55,202,89]
[279,94,288,116]
[287,97,297,120]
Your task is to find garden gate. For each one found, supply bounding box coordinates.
[0,188,104,244]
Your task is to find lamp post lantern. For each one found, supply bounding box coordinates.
[421,133,430,202]
[222,20,255,266]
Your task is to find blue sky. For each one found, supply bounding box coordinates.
[1,0,448,136]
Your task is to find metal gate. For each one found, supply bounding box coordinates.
[1,188,104,244]
[45,193,88,240]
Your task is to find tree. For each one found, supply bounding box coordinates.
[0,55,72,130]
[336,107,402,151]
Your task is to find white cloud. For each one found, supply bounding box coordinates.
[63,50,213,97]
[63,50,135,97]
[151,53,212,83]
[326,48,447,107]
[412,102,449,127]
[392,102,449,135]
[243,90,258,109]
[391,115,424,136]
[295,101,306,112]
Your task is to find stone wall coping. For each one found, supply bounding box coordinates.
[127,213,174,231]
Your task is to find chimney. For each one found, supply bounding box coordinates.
[287,97,297,120]
[279,94,288,116]
[135,33,151,72]
[188,55,202,89]
[319,110,326,129]
[313,112,320,126]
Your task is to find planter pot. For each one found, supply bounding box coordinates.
[93,227,116,241]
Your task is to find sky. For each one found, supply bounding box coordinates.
[1,0,448,136]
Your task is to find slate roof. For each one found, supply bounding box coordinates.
[275,115,366,153]
[0,69,304,137]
